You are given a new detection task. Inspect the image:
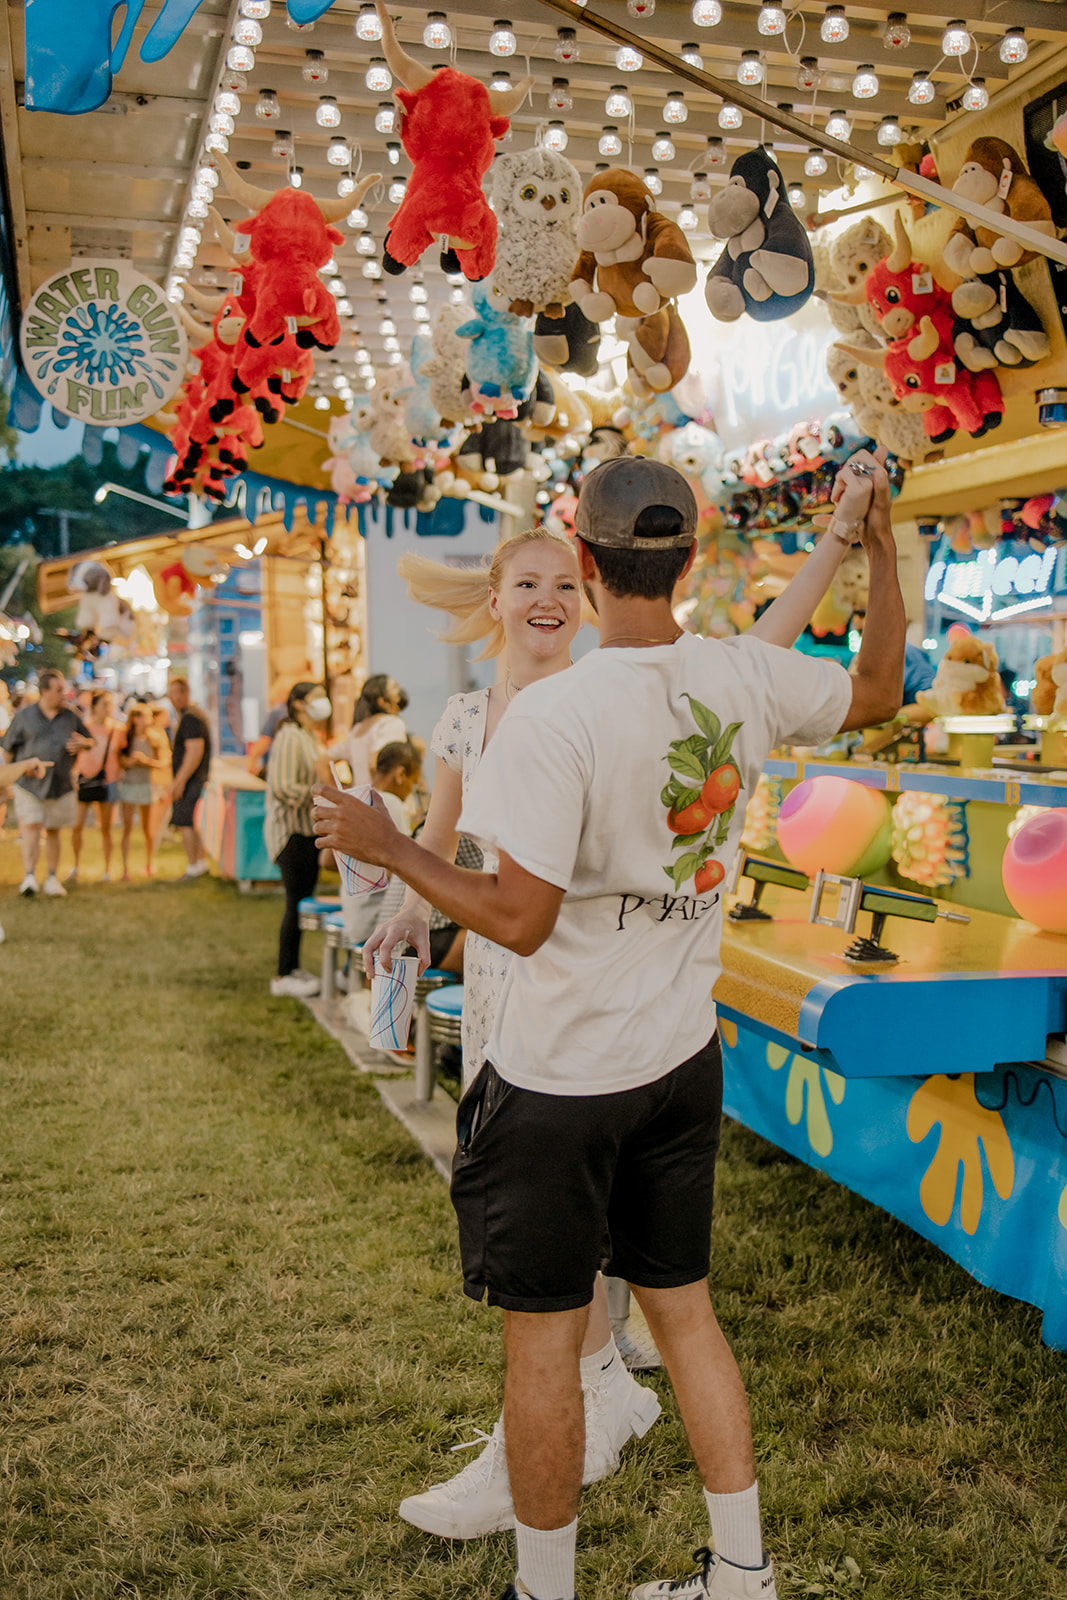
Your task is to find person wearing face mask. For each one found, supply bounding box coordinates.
[265,682,334,998]
[327,672,410,790]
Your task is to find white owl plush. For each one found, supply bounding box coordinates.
[422,303,475,427]
[489,147,582,319]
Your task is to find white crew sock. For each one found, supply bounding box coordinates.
[515,1516,578,1600]
[579,1335,618,1386]
[704,1482,764,1569]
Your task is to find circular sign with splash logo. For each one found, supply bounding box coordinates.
[20,259,187,424]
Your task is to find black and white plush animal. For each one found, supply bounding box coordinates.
[489,146,583,319]
[952,268,1050,371]
[705,147,814,323]
[532,300,600,376]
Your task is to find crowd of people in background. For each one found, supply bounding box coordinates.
[0,670,212,896]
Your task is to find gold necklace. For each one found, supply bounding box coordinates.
[504,674,526,701]
[600,628,683,648]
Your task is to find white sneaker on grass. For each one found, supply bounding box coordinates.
[19,875,37,897]
[398,1354,661,1540]
[42,875,67,897]
[631,1548,777,1600]
[64,867,78,885]
[270,972,321,998]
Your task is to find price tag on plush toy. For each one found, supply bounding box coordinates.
[754,458,775,484]
[934,361,957,386]
[230,272,244,296]
[286,315,298,335]
[232,233,250,256]
[998,161,1014,201]
[911,271,933,295]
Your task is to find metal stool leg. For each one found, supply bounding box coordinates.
[603,1275,631,1322]
[322,940,336,1002]
[414,1001,435,1102]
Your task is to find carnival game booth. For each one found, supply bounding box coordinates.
[38,499,368,884]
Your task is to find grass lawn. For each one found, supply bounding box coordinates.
[1,824,1065,1598]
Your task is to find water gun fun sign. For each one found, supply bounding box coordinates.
[19,260,187,424]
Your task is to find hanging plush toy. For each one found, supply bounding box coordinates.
[67,561,136,645]
[533,301,601,376]
[665,421,725,506]
[373,1,531,281]
[490,146,582,318]
[150,548,229,619]
[861,213,954,343]
[942,138,1055,277]
[368,373,416,468]
[825,216,893,342]
[455,286,537,418]
[422,302,476,427]
[840,318,1003,443]
[619,303,690,397]
[1033,648,1067,719]
[570,169,697,322]
[405,332,450,450]
[705,147,814,323]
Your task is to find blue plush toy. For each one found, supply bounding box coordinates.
[455,286,537,419]
[405,333,452,447]
[705,147,814,324]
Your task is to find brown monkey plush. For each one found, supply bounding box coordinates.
[942,138,1055,277]
[570,168,697,323]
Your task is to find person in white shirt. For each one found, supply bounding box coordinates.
[314,450,904,1600]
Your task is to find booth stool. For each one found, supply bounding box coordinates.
[321,912,364,1002]
[413,970,457,1098]
[416,983,464,1103]
[297,895,342,933]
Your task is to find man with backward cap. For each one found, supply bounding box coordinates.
[314,449,905,1600]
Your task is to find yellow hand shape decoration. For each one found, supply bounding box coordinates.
[907,1074,1014,1236]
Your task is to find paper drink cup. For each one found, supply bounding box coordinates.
[325,769,388,895]
[369,953,419,1051]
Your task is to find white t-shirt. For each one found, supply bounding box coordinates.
[458,632,852,1097]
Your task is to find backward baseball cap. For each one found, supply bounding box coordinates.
[575,456,698,550]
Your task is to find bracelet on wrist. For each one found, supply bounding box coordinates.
[828,514,865,546]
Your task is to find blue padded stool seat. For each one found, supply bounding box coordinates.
[425,986,464,1020]
[415,967,454,1004]
[298,896,342,932]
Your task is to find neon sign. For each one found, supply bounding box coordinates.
[925,547,1064,622]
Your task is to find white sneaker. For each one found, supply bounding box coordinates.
[64,867,78,885]
[42,875,67,897]
[398,1354,660,1540]
[631,1548,777,1600]
[270,972,321,998]
[189,860,210,877]
[19,875,37,897]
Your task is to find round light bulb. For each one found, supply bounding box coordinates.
[226,44,254,72]
[491,70,512,92]
[941,19,971,55]
[337,174,356,197]
[554,28,579,62]
[627,0,655,15]
[387,351,402,366]
[690,171,712,200]
[737,52,763,86]
[877,116,903,146]
[652,133,675,160]
[962,78,989,111]
[606,84,631,117]
[423,12,451,49]
[327,277,346,296]
[288,166,303,188]
[413,304,430,322]
[882,12,910,49]
[355,4,381,41]
[410,283,428,302]
[543,120,569,152]
[255,88,279,121]
[691,0,721,24]
[314,396,331,410]
[852,64,879,99]
[681,44,703,68]
[232,16,262,47]
[853,163,875,181]
[240,0,270,16]
[489,20,516,56]
[664,90,687,123]
[820,5,848,43]
[316,95,341,128]
[599,126,623,156]
[677,205,698,232]
[388,179,407,203]
[788,184,806,208]
[450,287,465,304]
[303,50,327,83]
[383,336,400,352]
[386,141,401,165]
[204,131,229,154]
[362,260,382,280]
[357,232,376,255]
[375,102,395,133]
[908,71,935,106]
[366,58,392,92]
[215,88,240,116]
[187,197,209,220]
[718,104,742,131]
[548,78,572,112]
[380,318,396,335]
[191,182,213,204]
[757,4,786,35]
[616,45,643,70]
[327,136,352,167]
[270,130,293,159]
[165,276,185,303]
[195,164,219,188]
[1000,27,1027,64]
[804,147,828,177]
[221,68,247,92]
[347,207,369,229]
[705,137,727,167]
[796,57,821,91]
[209,111,234,136]
[287,16,314,30]
[644,167,662,195]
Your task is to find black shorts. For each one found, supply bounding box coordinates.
[450,1033,722,1313]
[171,777,206,829]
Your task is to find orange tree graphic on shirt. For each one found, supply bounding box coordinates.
[660,694,743,891]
